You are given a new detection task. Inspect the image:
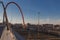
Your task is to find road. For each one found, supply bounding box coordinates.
[0,26,25,40]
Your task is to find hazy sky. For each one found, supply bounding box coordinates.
[0,0,60,24]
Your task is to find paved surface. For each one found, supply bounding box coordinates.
[0,27,25,40]
[0,27,16,40]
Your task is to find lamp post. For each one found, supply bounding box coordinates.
[38,12,40,31]
[37,12,40,38]
[38,12,40,25]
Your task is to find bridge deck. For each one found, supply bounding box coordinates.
[0,27,16,40]
[0,27,25,40]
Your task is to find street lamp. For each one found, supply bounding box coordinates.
[38,12,40,25]
[37,12,40,38]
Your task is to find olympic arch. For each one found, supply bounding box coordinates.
[6,2,26,28]
[0,1,5,23]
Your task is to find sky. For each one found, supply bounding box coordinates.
[0,0,60,24]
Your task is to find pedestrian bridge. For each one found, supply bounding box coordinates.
[0,1,26,40]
